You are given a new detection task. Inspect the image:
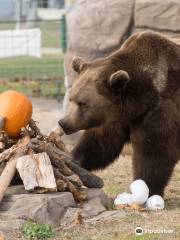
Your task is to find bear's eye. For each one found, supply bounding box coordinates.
[78,101,87,107]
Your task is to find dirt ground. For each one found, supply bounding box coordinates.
[16,98,180,239]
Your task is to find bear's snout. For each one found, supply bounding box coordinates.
[58,119,76,135]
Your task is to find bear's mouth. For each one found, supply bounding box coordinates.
[58,120,79,135]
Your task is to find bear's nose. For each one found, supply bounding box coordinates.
[58,119,73,135]
[58,119,65,130]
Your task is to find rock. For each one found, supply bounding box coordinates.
[81,197,107,218]
[84,188,113,207]
[0,219,25,232]
[135,0,180,32]
[16,152,57,192]
[65,0,135,84]
[81,188,113,218]
[0,191,76,228]
[60,207,82,227]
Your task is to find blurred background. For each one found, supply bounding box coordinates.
[0,0,180,134]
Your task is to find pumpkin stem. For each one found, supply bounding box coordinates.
[0,117,6,130]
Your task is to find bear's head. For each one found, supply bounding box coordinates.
[59,56,133,135]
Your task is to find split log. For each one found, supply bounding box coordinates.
[29,140,104,188]
[0,136,30,202]
[16,152,57,192]
[0,159,17,202]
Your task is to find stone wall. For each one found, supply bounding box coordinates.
[65,0,180,83]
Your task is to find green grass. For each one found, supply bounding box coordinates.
[128,234,163,240]
[0,54,64,79]
[21,220,55,239]
[0,80,65,98]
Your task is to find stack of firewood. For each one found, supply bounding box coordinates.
[0,120,103,203]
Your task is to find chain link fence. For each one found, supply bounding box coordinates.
[0,0,68,99]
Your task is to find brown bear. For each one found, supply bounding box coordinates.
[59,31,180,196]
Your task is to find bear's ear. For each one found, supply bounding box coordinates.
[72,56,87,73]
[108,70,130,91]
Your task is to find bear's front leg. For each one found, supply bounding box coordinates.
[71,122,130,171]
[132,103,179,196]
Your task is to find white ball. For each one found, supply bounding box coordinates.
[130,179,149,205]
[114,192,133,205]
[146,195,165,210]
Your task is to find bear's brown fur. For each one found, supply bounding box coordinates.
[59,31,180,196]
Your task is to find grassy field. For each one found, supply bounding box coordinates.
[0,80,65,98]
[0,54,64,79]
[0,53,65,98]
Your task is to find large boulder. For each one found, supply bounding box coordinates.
[135,0,180,32]
[0,191,76,226]
[0,186,112,234]
[65,0,135,84]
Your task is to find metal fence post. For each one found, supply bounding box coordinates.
[60,13,67,53]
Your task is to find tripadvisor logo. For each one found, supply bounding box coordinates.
[135,227,144,235]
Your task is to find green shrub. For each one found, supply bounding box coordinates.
[21,220,55,239]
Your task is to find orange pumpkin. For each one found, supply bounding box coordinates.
[0,90,33,138]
